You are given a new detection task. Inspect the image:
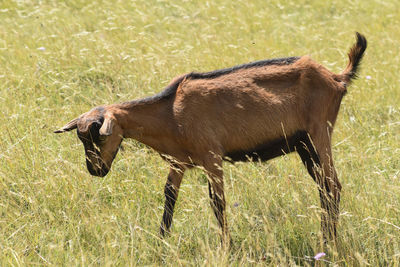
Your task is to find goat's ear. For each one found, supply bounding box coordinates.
[54,118,78,133]
[99,117,113,136]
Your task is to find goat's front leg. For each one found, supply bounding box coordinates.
[204,156,229,247]
[160,166,184,237]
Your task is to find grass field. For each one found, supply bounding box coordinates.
[1,0,399,265]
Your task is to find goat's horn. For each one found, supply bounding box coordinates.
[54,118,78,133]
[99,117,113,136]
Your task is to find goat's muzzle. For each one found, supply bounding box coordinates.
[84,148,110,177]
[86,157,110,177]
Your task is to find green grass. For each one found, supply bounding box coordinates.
[1,0,399,265]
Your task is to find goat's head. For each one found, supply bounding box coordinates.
[54,106,123,177]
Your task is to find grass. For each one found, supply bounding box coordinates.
[1,0,399,265]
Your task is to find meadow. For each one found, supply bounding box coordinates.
[0,0,399,265]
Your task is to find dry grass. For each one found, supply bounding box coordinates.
[0,0,399,265]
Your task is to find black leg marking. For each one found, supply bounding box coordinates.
[208,181,225,229]
[160,167,183,237]
[296,134,321,182]
[160,182,178,236]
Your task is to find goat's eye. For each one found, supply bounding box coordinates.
[98,135,107,143]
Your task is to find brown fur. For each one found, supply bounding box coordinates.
[55,33,367,245]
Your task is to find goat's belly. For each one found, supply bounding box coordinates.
[224,130,307,162]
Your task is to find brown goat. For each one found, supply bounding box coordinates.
[55,33,367,245]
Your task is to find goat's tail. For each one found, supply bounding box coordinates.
[340,32,367,83]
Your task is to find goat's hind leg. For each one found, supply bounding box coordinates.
[297,132,342,241]
[160,165,184,236]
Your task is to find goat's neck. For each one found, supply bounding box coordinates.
[111,100,176,151]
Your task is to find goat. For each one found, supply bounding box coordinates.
[55,33,367,245]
